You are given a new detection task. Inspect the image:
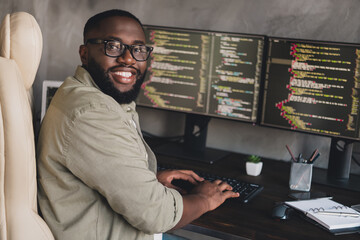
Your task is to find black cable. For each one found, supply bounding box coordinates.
[351,151,360,167]
[352,156,360,167]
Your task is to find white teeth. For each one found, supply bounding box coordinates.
[114,71,132,77]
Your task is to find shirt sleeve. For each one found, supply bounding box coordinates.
[63,104,183,234]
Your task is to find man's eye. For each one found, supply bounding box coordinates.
[107,43,121,50]
[133,46,147,53]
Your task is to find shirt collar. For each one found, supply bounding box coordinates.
[74,65,99,89]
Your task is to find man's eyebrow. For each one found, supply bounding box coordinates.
[107,36,121,41]
[133,40,146,45]
[106,36,146,45]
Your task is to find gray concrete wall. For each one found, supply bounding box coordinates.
[1,0,360,175]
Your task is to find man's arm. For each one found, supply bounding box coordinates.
[157,169,204,193]
[174,180,239,229]
[156,170,239,229]
[62,107,185,233]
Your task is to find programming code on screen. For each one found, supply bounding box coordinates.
[262,38,360,139]
[136,26,264,123]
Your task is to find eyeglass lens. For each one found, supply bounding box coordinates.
[105,41,151,61]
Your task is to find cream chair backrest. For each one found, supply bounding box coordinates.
[0,12,54,240]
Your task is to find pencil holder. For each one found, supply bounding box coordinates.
[289,162,313,191]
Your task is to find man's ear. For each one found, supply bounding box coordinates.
[79,45,88,66]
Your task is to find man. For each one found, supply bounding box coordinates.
[37,9,239,240]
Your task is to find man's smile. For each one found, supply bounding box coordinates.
[114,71,132,78]
[111,69,137,86]
[113,71,134,83]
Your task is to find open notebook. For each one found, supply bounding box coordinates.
[285,198,360,233]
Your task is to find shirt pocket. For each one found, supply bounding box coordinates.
[124,118,148,162]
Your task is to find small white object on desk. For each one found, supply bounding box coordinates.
[246,161,263,176]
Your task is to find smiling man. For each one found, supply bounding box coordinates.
[37,9,238,240]
[81,13,148,104]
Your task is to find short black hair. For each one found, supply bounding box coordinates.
[83,9,143,43]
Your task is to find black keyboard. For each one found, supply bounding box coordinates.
[158,166,263,203]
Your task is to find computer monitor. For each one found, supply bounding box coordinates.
[41,80,63,121]
[261,37,360,190]
[136,25,265,163]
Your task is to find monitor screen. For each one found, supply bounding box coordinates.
[136,25,265,123]
[261,38,360,140]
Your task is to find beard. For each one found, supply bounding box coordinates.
[85,58,145,104]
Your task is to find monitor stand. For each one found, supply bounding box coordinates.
[154,114,229,164]
[312,138,360,192]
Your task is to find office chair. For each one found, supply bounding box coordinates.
[0,12,54,240]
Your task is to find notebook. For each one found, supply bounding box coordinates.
[285,198,360,232]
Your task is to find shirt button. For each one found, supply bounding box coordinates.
[129,119,137,129]
[145,153,148,159]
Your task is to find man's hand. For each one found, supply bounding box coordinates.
[157,169,239,230]
[173,179,239,229]
[190,179,239,211]
[157,169,204,193]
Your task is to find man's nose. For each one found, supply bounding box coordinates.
[117,48,136,65]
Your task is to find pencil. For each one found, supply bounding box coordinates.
[286,145,297,162]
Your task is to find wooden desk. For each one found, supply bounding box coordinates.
[155,150,360,240]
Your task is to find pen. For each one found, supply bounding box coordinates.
[308,149,318,163]
[309,152,320,164]
[298,153,303,163]
[286,145,297,162]
[315,211,360,218]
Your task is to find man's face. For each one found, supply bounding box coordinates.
[80,16,147,104]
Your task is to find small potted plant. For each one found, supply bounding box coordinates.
[245,155,263,176]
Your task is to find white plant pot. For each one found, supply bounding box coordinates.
[246,162,263,176]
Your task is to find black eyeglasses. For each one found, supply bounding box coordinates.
[86,39,153,62]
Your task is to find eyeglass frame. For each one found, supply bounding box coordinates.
[85,38,153,62]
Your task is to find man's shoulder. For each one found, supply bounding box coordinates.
[57,76,118,112]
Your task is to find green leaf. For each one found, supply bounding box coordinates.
[246,155,261,163]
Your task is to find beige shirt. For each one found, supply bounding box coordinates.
[37,66,183,240]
